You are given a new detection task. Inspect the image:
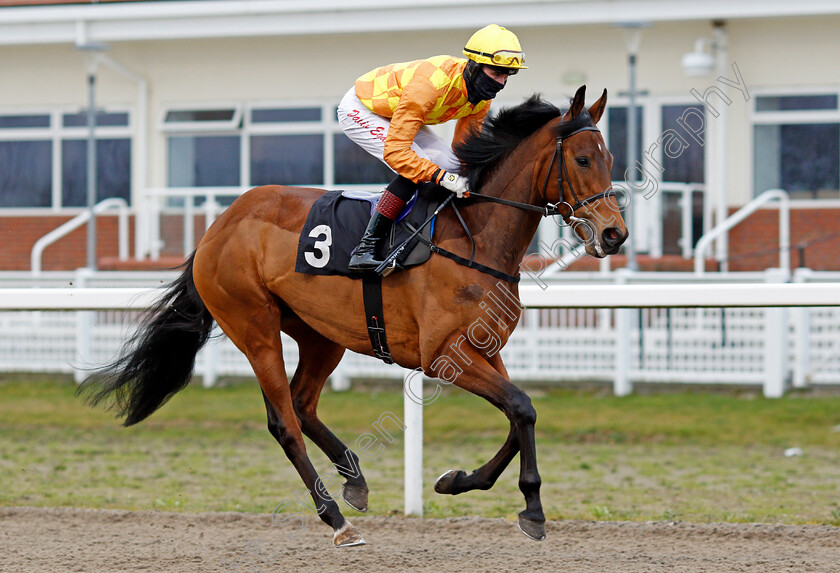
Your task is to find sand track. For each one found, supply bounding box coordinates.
[2,507,840,572]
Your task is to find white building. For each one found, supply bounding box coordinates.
[1,0,839,270]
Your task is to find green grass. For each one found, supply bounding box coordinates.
[2,375,840,525]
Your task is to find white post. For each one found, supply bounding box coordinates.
[712,23,729,272]
[204,195,219,231]
[74,268,94,384]
[329,357,351,391]
[150,194,162,261]
[184,195,195,257]
[403,368,423,516]
[135,194,149,260]
[792,268,812,388]
[201,326,220,388]
[613,269,633,396]
[763,268,790,398]
[681,185,693,259]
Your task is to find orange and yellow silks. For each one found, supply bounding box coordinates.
[354,55,490,184]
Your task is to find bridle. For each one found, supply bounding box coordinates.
[405,121,617,285]
[468,124,616,223]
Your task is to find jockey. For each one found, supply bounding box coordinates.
[337,24,527,272]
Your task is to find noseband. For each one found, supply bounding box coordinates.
[468,124,616,222]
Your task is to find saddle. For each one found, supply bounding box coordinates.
[295,183,446,279]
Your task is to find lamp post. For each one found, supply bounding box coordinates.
[76,42,110,270]
[615,22,650,272]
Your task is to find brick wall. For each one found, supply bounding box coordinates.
[0,215,136,271]
[1,208,838,272]
[726,207,840,272]
[0,214,211,271]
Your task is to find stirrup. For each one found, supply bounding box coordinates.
[380,258,401,277]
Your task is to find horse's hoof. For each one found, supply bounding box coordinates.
[342,483,369,512]
[333,521,366,547]
[517,515,546,541]
[434,469,467,494]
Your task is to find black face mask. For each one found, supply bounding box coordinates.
[464,62,505,105]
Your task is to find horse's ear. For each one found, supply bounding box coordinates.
[588,88,608,124]
[564,85,587,120]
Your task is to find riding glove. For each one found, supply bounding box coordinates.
[439,172,470,198]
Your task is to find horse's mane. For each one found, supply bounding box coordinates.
[454,94,593,190]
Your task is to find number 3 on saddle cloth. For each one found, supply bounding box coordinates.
[295,183,446,278]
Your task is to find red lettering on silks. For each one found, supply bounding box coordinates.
[370,126,387,143]
[346,109,375,130]
[346,109,386,142]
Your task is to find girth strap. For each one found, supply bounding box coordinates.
[362,274,394,364]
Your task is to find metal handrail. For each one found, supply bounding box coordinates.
[31,197,129,276]
[694,189,789,275]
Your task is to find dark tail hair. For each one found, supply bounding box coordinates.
[78,252,214,426]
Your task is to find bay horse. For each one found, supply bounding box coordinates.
[80,85,627,547]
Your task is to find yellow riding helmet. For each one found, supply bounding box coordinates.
[463,24,527,70]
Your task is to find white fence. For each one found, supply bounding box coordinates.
[3,270,840,518]
[1,268,839,399]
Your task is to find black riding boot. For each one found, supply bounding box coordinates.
[348,211,393,272]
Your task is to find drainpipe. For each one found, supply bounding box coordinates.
[76,20,149,260]
[712,21,728,271]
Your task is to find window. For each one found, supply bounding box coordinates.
[168,136,241,187]
[0,140,52,207]
[251,108,321,123]
[607,106,644,181]
[251,135,323,186]
[660,105,705,184]
[753,92,840,199]
[0,110,131,209]
[164,103,395,197]
[62,139,131,207]
[333,133,392,185]
[162,108,240,131]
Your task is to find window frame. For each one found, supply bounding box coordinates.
[161,100,391,193]
[0,107,132,212]
[749,86,840,205]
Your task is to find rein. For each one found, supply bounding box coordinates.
[468,125,615,221]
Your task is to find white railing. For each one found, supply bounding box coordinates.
[129,181,705,264]
[694,189,789,274]
[4,275,839,520]
[138,187,247,260]
[136,185,386,260]
[2,269,840,398]
[665,183,706,259]
[30,197,130,275]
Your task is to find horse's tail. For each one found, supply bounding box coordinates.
[78,252,214,426]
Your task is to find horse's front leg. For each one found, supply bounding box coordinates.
[445,357,545,541]
[435,422,519,493]
[434,354,520,495]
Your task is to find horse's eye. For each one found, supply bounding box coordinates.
[575,157,590,167]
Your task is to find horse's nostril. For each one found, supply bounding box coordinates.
[602,227,622,247]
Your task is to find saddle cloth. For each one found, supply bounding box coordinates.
[295,184,445,278]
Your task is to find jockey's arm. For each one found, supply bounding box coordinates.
[382,77,443,185]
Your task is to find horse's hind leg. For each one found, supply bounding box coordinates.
[285,320,370,512]
[207,294,364,547]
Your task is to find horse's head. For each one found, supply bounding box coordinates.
[551,85,628,257]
